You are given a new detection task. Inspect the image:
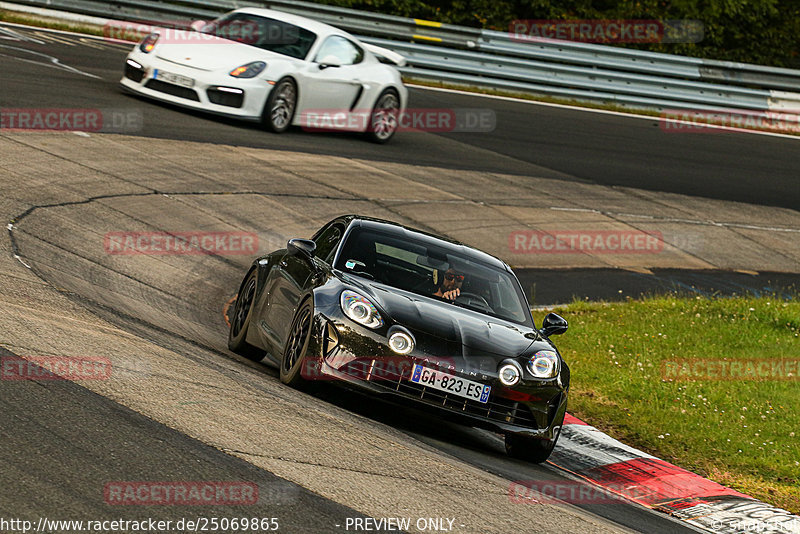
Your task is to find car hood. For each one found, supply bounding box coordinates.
[153,30,278,71]
[358,280,536,358]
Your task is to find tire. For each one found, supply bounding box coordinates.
[280,298,313,387]
[228,270,266,361]
[365,88,400,144]
[262,78,297,133]
[505,424,562,463]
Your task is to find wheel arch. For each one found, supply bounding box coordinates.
[373,85,401,109]
[261,75,300,127]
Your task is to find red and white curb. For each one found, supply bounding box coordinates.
[537,414,799,533]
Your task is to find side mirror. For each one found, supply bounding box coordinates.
[287,238,316,260]
[541,313,568,337]
[190,20,206,32]
[318,55,343,69]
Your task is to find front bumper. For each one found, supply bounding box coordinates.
[120,51,272,121]
[306,311,568,440]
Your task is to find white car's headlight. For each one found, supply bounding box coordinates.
[139,33,159,53]
[229,61,266,78]
[340,290,383,329]
[528,350,560,379]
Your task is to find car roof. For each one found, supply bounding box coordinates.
[334,215,512,272]
[231,7,355,40]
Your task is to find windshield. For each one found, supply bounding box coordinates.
[200,13,317,60]
[335,227,533,327]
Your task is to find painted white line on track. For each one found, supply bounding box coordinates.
[13,254,31,269]
[0,20,133,45]
[0,44,101,78]
[0,24,44,43]
[0,1,111,27]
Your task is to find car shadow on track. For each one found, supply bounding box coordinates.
[119,89,377,144]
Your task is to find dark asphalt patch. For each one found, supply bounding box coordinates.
[0,346,377,533]
[516,268,800,306]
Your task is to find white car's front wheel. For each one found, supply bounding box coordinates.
[366,89,400,144]
[263,78,297,133]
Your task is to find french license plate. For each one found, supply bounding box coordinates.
[410,364,491,404]
[154,69,194,88]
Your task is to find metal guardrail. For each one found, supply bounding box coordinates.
[7,0,800,111]
[367,37,772,110]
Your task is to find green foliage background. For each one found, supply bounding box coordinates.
[316,0,800,67]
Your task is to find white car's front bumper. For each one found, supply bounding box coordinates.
[120,50,273,121]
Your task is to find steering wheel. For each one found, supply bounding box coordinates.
[454,291,493,312]
[277,45,304,59]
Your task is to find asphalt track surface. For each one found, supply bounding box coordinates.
[2,24,800,210]
[0,343,372,532]
[2,23,797,534]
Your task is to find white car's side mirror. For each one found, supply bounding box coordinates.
[190,20,206,32]
[318,55,343,69]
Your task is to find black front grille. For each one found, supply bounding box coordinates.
[207,88,244,108]
[144,79,200,101]
[124,63,145,83]
[341,360,539,429]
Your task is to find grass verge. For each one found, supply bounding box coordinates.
[0,9,104,37]
[549,295,800,513]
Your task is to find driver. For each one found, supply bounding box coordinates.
[433,268,464,301]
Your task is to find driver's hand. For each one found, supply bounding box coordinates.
[442,288,460,301]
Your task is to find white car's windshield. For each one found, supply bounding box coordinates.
[201,13,317,59]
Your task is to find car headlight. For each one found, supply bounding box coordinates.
[528,350,560,379]
[498,362,522,386]
[229,61,266,78]
[388,328,414,355]
[139,33,159,53]
[340,290,383,329]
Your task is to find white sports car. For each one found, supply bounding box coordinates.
[120,8,408,143]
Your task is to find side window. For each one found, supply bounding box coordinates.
[314,36,363,65]
[313,224,344,264]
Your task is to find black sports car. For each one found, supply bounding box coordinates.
[228,215,570,462]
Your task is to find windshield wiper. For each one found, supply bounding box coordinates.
[350,270,375,280]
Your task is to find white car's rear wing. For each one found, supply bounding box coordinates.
[363,43,407,67]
